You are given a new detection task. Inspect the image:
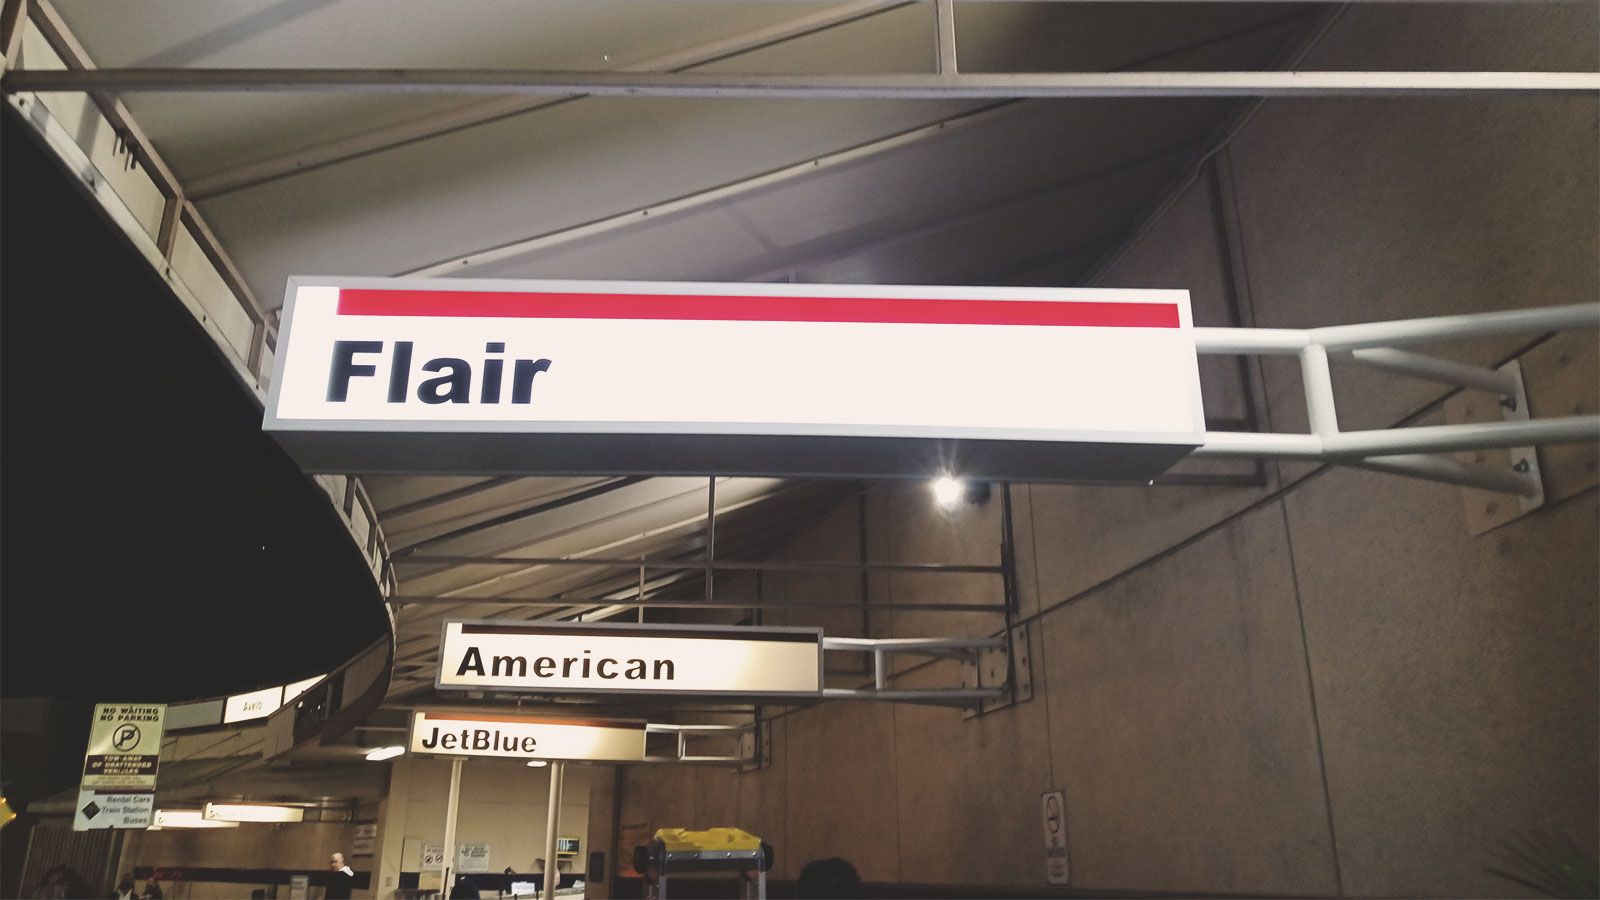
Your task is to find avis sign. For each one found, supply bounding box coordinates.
[75,703,165,831]
[265,278,1205,481]
[436,621,821,697]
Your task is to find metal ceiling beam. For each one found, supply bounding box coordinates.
[732,145,1186,282]
[182,1,909,199]
[396,12,1302,278]
[11,69,1596,98]
[391,475,647,555]
[390,596,1006,612]
[375,475,522,520]
[392,480,814,620]
[396,555,1003,575]
[387,487,858,662]
[397,102,1014,277]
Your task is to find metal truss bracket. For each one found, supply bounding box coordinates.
[738,721,772,773]
[1192,303,1599,497]
[962,622,1032,719]
[1446,360,1546,535]
[822,635,1006,708]
[644,722,756,766]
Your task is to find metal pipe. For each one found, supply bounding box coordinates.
[395,555,1006,575]
[1323,415,1600,457]
[821,687,1003,703]
[187,1,911,200]
[1350,453,1539,496]
[441,757,464,898]
[540,761,565,900]
[705,477,716,603]
[934,0,957,77]
[1193,326,1309,354]
[823,636,1007,651]
[10,68,1598,97]
[646,723,753,734]
[1192,431,1324,458]
[1340,347,1520,395]
[1301,344,1340,436]
[387,596,1008,612]
[1311,302,1600,350]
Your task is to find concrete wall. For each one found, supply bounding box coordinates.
[608,8,1599,897]
[370,756,592,898]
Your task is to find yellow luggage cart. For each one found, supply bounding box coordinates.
[633,827,773,900]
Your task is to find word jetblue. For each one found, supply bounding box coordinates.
[327,340,552,404]
[418,726,539,753]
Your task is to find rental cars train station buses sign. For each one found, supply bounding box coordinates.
[264,277,1205,481]
[436,621,822,697]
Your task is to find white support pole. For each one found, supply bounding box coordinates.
[1340,347,1520,396]
[934,0,957,77]
[1193,326,1309,355]
[541,761,566,900]
[1300,344,1340,436]
[1312,303,1600,350]
[1193,431,1324,458]
[1323,415,1600,457]
[1351,453,1539,496]
[9,68,1599,98]
[441,757,464,897]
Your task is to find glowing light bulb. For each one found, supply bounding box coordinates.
[932,475,963,507]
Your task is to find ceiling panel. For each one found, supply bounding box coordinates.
[47,1,851,179]
[465,206,777,282]
[26,3,1322,685]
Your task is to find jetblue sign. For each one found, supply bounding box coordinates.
[408,711,648,762]
[264,277,1205,480]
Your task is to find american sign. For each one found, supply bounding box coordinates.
[408,710,648,762]
[436,621,822,697]
[264,278,1205,480]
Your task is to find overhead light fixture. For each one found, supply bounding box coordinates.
[203,802,304,823]
[365,746,405,762]
[152,809,238,829]
[931,475,990,508]
[526,759,549,768]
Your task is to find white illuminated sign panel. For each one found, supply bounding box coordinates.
[265,278,1205,480]
[436,621,822,696]
[223,686,284,724]
[409,711,648,762]
[204,802,305,823]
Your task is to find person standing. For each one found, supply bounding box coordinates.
[327,852,355,900]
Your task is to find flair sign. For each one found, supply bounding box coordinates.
[436,621,822,697]
[265,278,1205,480]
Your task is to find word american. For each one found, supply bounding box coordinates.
[454,646,675,682]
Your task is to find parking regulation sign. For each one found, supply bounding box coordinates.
[74,703,165,831]
[1041,789,1070,885]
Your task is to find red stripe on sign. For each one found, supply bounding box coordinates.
[337,289,1180,328]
